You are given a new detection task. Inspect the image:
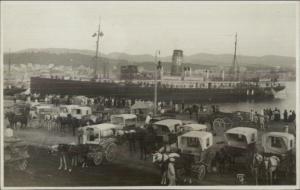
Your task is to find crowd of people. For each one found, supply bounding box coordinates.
[249,107,296,130]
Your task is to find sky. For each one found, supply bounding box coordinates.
[1,1,298,57]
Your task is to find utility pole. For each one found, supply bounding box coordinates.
[154,50,160,115]
[94,18,104,79]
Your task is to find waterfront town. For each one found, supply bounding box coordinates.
[3,47,297,186]
[2,1,298,189]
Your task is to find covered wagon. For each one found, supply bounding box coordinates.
[223,127,257,168]
[110,114,137,131]
[78,123,122,165]
[176,131,215,181]
[261,132,296,176]
[152,119,183,146]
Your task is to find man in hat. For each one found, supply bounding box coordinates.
[167,157,176,185]
[128,130,136,153]
[138,126,147,160]
[145,112,152,126]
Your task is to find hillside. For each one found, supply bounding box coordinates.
[4,48,296,71]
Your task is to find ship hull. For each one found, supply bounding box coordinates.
[30,77,283,103]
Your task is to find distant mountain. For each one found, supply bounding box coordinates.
[17,48,95,56]
[5,48,296,71]
[102,51,296,70]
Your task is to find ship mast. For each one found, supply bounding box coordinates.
[8,49,11,74]
[232,33,239,81]
[94,19,104,79]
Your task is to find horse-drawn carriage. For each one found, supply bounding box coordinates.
[151,119,183,147]
[110,114,137,131]
[223,127,257,170]
[153,130,216,182]
[78,123,123,165]
[197,105,250,136]
[58,105,92,119]
[261,132,296,177]
[176,131,215,180]
[5,103,30,129]
[175,127,256,181]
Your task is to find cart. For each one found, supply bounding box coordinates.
[261,132,296,176]
[223,127,257,169]
[78,123,123,165]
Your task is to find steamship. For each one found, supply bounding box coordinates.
[30,29,285,103]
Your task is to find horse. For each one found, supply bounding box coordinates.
[48,144,69,171]
[152,152,170,185]
[56,115,79,135]
[153,152,182,184]
[5,112,28,129]
[263,155,280,185]
[251,152,264,185]
[5,112,17,129]
[48,143,89,172]
[214,147,235,174]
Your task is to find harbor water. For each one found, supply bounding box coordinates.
[219,81,296,113]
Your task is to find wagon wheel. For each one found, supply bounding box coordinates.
[18,159,28,171]
[93,151,104,166]
[105,143,117,162]
[213,118,226,136]
[196,164,206,181]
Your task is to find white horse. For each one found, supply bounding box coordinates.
[152,152,180,185]
[263,155,280,185]
[49,144,68,171]
[251,152,264,185]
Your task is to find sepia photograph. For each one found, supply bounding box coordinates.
[0,1,299,189]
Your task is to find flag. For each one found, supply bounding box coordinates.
[92,33,97,37]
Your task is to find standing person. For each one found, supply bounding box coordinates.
[250,109,254,122]
[167,158,176,186]
[128,130,136,153]
[291,110,296,122]
[138,127,147,160]
[259,115,265,130]
[283,110,288,122]
[159,153,168,185]
[268,108,272,121]
[183,154,193,184]
[288,110,293,122]
[145,112,152,126]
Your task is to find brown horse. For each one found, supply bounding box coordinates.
[49,143,89,172]
[5,111,29,129]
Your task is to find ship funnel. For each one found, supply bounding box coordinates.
[171,50,183,76]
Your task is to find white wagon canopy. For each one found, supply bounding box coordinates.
[178,131,213,153]
[181,124,207,132]
[224,127,257,149]
[262,132,295,155]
